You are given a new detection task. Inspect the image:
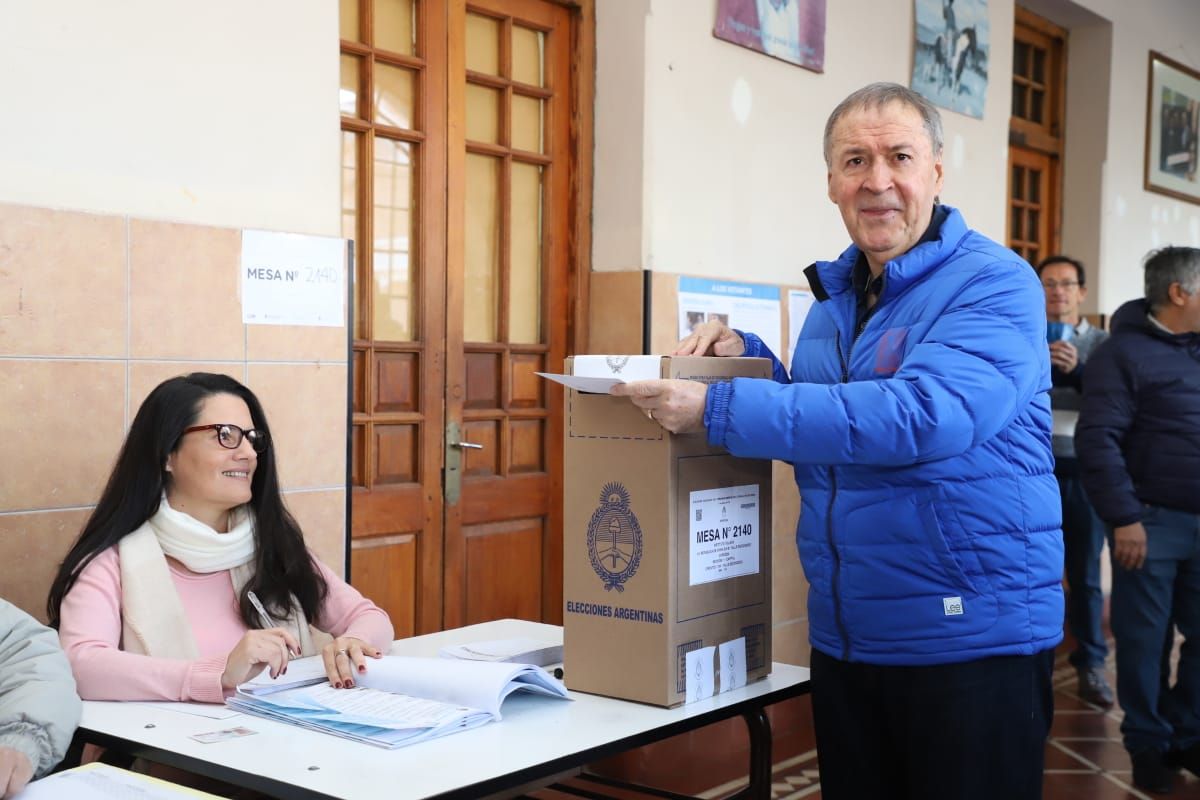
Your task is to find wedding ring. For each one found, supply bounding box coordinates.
[645,408,654,421]
[337,648,349,657]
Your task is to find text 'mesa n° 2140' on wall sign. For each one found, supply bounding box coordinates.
[241,229,346,327]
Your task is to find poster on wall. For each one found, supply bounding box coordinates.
[241,230,346,327]
[713,0,827,73]
[1145,51,1200,206]
[910,0,990,119]
[678,277,782,357]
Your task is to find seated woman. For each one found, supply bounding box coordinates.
[0,598,81,798]
[48,373,394,702]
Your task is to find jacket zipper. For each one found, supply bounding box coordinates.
[829,331,851,661]
[828,286,881,662]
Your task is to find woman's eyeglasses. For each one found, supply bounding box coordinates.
[182,423,269,453]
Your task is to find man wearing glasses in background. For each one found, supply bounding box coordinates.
[1037,255,1112,709]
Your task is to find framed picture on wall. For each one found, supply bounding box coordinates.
[1145,51,1200,205]
[713,0,826,73]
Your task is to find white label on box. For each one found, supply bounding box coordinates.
[689,484,760,586]
[718,637,748,693]
[685,646,716,704]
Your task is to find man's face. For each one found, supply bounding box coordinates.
[1040,261,1087,322]
[827,102,944,272]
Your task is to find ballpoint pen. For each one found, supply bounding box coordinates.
[247,590,299,656]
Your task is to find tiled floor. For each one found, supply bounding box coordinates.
[702,637,1200,799]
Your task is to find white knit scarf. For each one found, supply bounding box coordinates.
[152,497,255,573]
[117,498,317,659]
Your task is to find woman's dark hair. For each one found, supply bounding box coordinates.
[47,373,327,628]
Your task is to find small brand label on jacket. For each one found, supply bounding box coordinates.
[943,596,964,616]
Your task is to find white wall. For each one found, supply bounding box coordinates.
[595,0,1014,284]
[0,0,340,237]
[1070,0,1200,311]
[594,0,1200,313]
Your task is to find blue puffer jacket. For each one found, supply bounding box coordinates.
[704,206,1064,665]
[1076,299,1200,525]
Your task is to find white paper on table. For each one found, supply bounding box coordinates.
[133,701,241,720]
[19,763,199,798]
[718,637,748,693]
[685,646,716,704]
[439,637,562,666]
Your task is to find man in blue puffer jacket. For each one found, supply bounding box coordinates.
[1076,246,1200,794]
[612,82,1063,800]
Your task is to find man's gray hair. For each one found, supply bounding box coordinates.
[1145,246,1200,311]
[823,82,945,167]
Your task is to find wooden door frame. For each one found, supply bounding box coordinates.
[441,0,593,628]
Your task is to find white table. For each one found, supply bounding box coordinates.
[74,620,810,800]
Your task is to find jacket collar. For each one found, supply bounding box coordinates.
[804,205,967,303]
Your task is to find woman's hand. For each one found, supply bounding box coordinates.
[220,628,301,689]
[322,637,384,689]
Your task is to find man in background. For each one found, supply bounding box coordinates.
[1037,255,1112,709]
[1077,246,1200,794]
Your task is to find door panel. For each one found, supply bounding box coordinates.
[443,0,569,629]
[345,0,571,633]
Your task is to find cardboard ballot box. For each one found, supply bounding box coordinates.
[561,355,773,707]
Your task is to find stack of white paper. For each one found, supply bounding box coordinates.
[227,655,568,748]
[438,637,563,667]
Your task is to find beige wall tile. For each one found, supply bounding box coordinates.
[0,360,125,510]
[0,508,91,623]
[129,220,244,360]
[247,363,347,489]
[247,324,348,363]
[128,362,245,424]
[773,618,810,668]
[0,204,126,357]
[284,489,346,578]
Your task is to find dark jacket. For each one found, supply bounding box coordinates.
[1076,299,1200,525]
[705,206,1063,666]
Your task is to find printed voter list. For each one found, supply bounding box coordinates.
[241,229,346,326]
[689,485,761,586]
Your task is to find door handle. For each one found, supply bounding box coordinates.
[445,423,483,506]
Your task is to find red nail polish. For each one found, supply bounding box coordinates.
[346,680,354,689]
[334,681,341,689]
[358,665,366,673]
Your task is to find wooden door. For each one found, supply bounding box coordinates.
[444,0,570,628]
[341,0,577,634]
[1007,6,1067,264]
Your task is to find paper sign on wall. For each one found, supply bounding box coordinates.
[241,229,346,327]
[677,277,782,356]
[689,484,760,586]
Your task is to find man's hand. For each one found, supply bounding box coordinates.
[1113,522,1148,571]
[610,379,709,434]
[0,746,33,799]
[674,321,745,357]
[1048,340,1079,373]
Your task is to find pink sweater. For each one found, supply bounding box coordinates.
[59,548,394,703]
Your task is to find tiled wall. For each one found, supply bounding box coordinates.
[0,203,348,621]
